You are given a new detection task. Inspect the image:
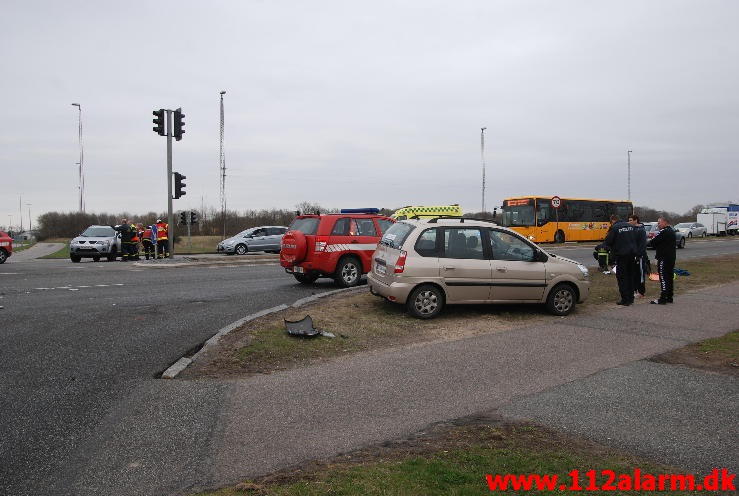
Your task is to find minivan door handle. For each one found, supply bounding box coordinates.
[496,267,507,272]
[443,266,455,270]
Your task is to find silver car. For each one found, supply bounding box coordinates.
[368,218,590,318]
[70,225,122,262]
[217,226,288,255]
[674,222,707,238]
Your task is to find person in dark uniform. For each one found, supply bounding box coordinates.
[604,214,638,306]
[629,214,649,298]
[114,218,136,262]
[647,216,676,304]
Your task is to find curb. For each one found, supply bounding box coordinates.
[160,285,367,379]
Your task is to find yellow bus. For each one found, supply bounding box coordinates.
[501,196,633,243]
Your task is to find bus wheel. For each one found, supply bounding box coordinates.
[554,230,565,244]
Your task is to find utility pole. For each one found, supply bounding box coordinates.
[220,91,227,239]
[627,149,632,201]
[26,203,32,231]
[481,127,487,214]
[19,195,23,231]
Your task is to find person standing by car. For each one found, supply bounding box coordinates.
[114,218,136,262]
[155,219,169,259]
[604,214,638,306]
[647,216,676,304]
[141,224,156,260]
[629,214,649,298]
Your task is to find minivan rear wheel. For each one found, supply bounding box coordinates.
[407,284,445,319]
[546,283,576,316]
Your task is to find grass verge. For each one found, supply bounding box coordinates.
[39,243,70,259]
[174,235,221,254]
[183,255,739,380]
[194,417,697,496]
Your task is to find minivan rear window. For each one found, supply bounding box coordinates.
[289,218,319,235]
[380,222,414,249]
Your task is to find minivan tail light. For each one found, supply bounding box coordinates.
[394,251,407,273]
[315,235,328,252]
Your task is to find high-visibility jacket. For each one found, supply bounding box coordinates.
[156,222,168,241]
[143,227,154,243]
[131,225,140,243]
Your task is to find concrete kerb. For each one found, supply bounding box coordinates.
[160,285,367,379]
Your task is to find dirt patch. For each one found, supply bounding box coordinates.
[652,330,739,376]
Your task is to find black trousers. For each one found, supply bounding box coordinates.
[615,255,636,303]
[157,240,169,258]
[632,255,647,296]
[142,240,155,259]
[657,258,675,302]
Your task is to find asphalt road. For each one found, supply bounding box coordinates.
[0,257,340,496]
[1,239,738,495]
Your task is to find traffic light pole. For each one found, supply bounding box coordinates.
[166,110,175,258]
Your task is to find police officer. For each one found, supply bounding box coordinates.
[604,214,638,306]
[629,214,648,298]
[647,216,676,304]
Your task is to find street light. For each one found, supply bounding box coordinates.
[71,103,85,212]
[627,149,632,201]
[481,127,487,213]
[26,203,32,231]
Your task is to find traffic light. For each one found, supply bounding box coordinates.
[173,108,185,141]
[179,211,187,225]
[174,172,186,199]
[152,109,165,136]
[190,211,198,224]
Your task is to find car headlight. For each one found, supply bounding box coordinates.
[577,264,589,277]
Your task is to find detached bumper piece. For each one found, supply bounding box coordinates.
[284,315,335,338]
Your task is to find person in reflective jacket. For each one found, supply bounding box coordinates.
[114,218,136,262]
[647,216,676,304]
[604,214,638,306]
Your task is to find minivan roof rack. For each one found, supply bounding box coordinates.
[426,216,497,224]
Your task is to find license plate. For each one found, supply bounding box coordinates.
[293,266,304,273]
[375,263,386,276]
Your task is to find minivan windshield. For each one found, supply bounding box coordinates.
[81,226,115,237]
[380,222,414,249]
[289,217,320,235]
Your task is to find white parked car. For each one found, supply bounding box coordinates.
[674,222,707,238]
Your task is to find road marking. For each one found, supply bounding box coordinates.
[35,288,52,290]
[113,283,124,286]
[0,272,20,275]
[95,284,109,287]
[77,285,91,288]
[68,288,80,291]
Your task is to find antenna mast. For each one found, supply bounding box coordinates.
[481,127,487,213]
[219,91,227,238]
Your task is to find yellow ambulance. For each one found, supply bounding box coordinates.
[391,204,463,220]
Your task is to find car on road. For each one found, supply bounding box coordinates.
[0,230,13,263]
[70,225,121,262]
[280,208,394,287]
[368,218,590,318]
[644,222,686,249]
[217,226,288,255]
[674,222,707,238]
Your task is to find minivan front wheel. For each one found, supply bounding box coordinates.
[546,283,576,316]
[235,244,248,255]
[407,284,445,319]
[335,256,361,287]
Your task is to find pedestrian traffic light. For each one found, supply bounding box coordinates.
[174,172,186,199]
[190,211,198,224]
[179,211,187,225]
[173,108,185,141]
[152,109,165,136]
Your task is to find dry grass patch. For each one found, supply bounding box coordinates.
[184,255,739,379]
[652,330,739,376]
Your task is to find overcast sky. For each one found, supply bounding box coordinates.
[2,0,737,229]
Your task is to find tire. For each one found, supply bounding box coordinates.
[334,256,362,287]
[546,283,576,316]
[554,230,565,244]
[235,244,248,255]
[294,272,319,284]
[71,255,82,263]
[0,249,7,264]
[678,237,686,249]
[406,284,445,319]
[92,256,101,262]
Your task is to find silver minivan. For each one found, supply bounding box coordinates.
[367,218,590,318]
[217,225,288,255]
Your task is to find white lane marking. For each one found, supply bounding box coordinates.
[95,284,109,287]
[0,272,20,275]
[113,283,124,286]
[35,288,52,290]
[68,288,79,291]
[77,285,91,288]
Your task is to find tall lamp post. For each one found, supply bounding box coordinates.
[480,127,487,214]
[627,149,632,202]
[71,103,85,212]
[26,203,32,231]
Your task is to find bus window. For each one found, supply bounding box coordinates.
[502,204,534,227]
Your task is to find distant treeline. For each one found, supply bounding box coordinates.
[32,202,709,241]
